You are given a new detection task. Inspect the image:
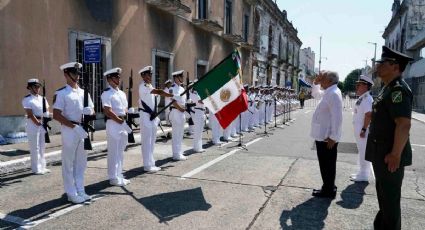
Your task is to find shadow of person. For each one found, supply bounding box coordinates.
[280,197,332,229]
[138,187,212,223]
[336,182,369,209]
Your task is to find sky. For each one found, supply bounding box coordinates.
[276,0,393,80]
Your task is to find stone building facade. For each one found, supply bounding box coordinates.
[0,0,257,135]
[299,47,315,83]
[383,0,425,111]
[251,0,302,88]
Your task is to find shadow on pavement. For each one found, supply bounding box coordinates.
[280,197,332,229]
[336,182,369,209]
[138,187,212,223]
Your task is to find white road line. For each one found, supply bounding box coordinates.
[0,212,29,226]
[181,137,263,179]
[0,195,104,229]
[411,144,425,148]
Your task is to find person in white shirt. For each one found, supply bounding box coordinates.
[138,66,173,172]
[310,71,343,198]
[168,70,188,161]
[53,62,95,204]
[190,86,206,152]
[350,75,374,182]
[101,67,133,186]
[22,78,51,175]
[164,79,173,126]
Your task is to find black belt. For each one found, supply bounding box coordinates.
[106,115,125,120]
[71,121,82,125]
[194,108,205,111]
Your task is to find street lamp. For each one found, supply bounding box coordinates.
[368,42,377,77]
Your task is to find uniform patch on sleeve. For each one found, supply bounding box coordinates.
[392,91,402,103]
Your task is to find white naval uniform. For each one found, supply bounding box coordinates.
[258,95,265,125]
[352,91,374,179]
[247,93,256,129]
[22,94,48,174]
[169,83,186,159]
[138,82,161,168]
[101,87,128,183]
[164,86,171,125]
[190,91,205,152]
[209,111,222,144]
[53,85,94,197]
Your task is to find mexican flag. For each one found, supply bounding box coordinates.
[193,50,248,129]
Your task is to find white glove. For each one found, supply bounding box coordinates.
[43,111,50,118]
[83,107,94,115]
[122,123,133,134]
[73,125,88,139]
[128,107,137,114]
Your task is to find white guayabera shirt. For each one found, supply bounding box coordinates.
[310,83,343,142]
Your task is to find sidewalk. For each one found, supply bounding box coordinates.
[413,111,425,124]
[0,124,175,175]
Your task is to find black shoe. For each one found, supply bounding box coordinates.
[312,188,337,199]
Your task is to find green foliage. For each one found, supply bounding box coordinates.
[344,69,362,92]
[337,81,344,92]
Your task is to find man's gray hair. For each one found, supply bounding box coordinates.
[325,71,339,85]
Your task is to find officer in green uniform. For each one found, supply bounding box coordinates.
[365,46,414,230]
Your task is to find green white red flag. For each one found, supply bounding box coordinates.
[193,50,248,129]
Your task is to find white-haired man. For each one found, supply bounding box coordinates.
[310,71,343,199]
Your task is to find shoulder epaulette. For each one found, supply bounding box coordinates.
[394,81,402,88]
[24,94,31,98]
[103,88,111,92]
[56,86,66,91]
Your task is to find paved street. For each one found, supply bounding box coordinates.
[1,101,425,229]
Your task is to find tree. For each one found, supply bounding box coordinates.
[344,69,362,93]
[337,81,344,93]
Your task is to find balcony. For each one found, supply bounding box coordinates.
[222,34,244,44]
[145,0,191,16]
[192,19,224,32]
[239,42,255,50]
[245,0,259,5]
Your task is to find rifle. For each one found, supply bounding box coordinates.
[42,80,51,143]
[82,72,96,150]
[186,73,195,126]
[126,69,139,143]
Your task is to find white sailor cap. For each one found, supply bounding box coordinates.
[172,70,184,77]
[139,66,152,75]
[27,78,40,84]
[27,78,42,88]
[60,62,82,71]
[356,75,374,86]
[103,67,122,77]
[164,79,172,84]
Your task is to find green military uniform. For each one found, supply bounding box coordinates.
[365,77,413,230]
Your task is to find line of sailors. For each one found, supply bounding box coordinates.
[22,62,297,204]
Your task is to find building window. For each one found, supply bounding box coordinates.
[268,25,273,55]
[69,31,112,115]
[225,0,232,34]
[152,49,174,111]
[198,0,207,19]
[75,40,106,114]
[278,36,282,60]
[243,13,249,42]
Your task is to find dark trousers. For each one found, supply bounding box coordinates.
[372,161,404,230]
[316,141,338,191]
[300,99,305,108]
